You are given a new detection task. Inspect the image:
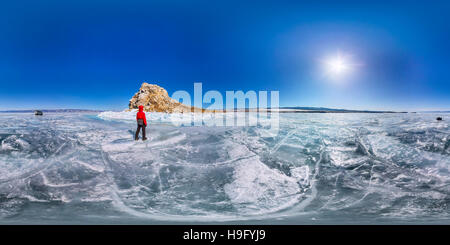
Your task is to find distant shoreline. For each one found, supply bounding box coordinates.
[0,109,103,113]
[0,109,406,114]
[2,107,448,114]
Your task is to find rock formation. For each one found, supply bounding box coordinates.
[128,83,209,113]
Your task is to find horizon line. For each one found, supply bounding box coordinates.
[1,106,450,113]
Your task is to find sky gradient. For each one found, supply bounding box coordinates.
[1,0,449,111]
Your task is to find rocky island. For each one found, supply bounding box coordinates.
[128,83,209,113]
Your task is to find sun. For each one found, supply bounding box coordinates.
[321,51,359,80]
[327,56,348,75]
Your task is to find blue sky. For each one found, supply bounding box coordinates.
[1,0,449,111]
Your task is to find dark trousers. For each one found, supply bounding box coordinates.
[135,124,146,140]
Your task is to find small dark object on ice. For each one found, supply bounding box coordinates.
[436,117,443,121]
[34,110,43,116]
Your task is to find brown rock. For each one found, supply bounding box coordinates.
[128,83,212,113]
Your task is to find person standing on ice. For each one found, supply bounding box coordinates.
[135,105,148,141]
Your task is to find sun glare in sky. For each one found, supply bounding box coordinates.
[327,56,349,75]
[321,52,359,82]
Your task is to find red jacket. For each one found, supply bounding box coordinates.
[136,105,147,126]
